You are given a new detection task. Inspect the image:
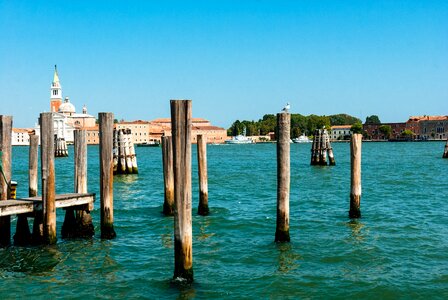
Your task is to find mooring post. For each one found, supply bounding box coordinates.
[0,115,12,246]
[326,131,336,166]
[310,130,317,165]
[275,112,290,242]
[349,133,362,218]
[128,130,138,174]
[197,134,209,216]
[171,100,193,283]
[443,139,448,158]
[99,112,116,239]
[40,113,57,244]
[30,135,44,244]
[14,134,37,245]
[162,136,174,216]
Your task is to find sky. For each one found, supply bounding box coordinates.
[0,0,447,128]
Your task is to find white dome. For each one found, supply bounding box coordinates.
[59,97,76,113]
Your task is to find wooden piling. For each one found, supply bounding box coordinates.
[171,100,193,283]
[124,129,133,173]
[197,135,209,216]
[14,134,38,245]
[113,129,118,174]
[275,112,290,242]
[326,131,336,166]
[118,129,126,174]
[40,113,57,244]
[99,112,116,239]
[0,115,12,246]
[162,136,174,216]
[349,133,362,218]
[128,129,138,174]
[443,139,448,158]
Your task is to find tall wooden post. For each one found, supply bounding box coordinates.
[275,112,290,242]
[40,113,57,244]
[99,113,116,239]
[14,134,37,245]
[197,135,209,216]
[171,100,193,283]
[162,136,174,216]
[31,135,44,244]
[443,139,448,158]
[349,133,362,218]
[0,115,12,246]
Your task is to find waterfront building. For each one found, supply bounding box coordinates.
[12,128,33,146]
[363,123,407,140]
[330,125,352,141]
[407,116,448,140]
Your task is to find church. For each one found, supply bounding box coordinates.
[35,66,96,143]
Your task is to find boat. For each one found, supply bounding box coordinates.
[137,139,161,147]
[292,134,312,143]
[225,135,254,144]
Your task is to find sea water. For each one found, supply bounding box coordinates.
[0,142,447,298]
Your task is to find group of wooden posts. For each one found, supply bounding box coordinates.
[0,113,116,246]
[310,129,336,166]
[113,128,138,174]
[444,139,448,158]
[54,137,68,157]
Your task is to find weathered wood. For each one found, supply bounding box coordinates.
[128,129,138,174]
[443,139,448,158]
[171,100,193,283]
[99,112,116,239]
[113,129,118,174]
[197,135,209,216]
[275,112,290,242]
[0,193,95,217]
[0,115,12,246]
[118,129,126,174]
[15,135,38,245]
[124,129,133,173]
[320,129,328,165]
[40,113,57,244]
[326,131,336,166]
[310,130,317,165]
[162,136,174,216]
[349,133,362,218]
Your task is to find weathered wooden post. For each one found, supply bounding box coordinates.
[14,134,38,245]
[326,131,336,166]
[162,136,174,216]
[128,129,138,174]
[320,130,328,166]
[197,134,209,216]
[118,129,126,174]
[310,130,317,165]
[113,129,118,174]
[0,115,12,246]
[124,129,132,173]
[443,139,448,158]
[40,113,57,244]
[171,100,193,282]
[275,112,290,242]
[99,112,116,239]
[349,133,362,218]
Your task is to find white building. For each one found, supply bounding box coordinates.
[12,128,32,146]
[330,125,352,141]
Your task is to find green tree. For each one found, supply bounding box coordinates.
[379,125,392,139]
[351,122,363,134]
[401,130,414,140]
[329,114,362,126]
[365,115,381,124]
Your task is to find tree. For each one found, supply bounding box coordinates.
[401,130,414,140]
[351,122,363,134]
[365,115,381,124]
[329,114,362,126]
[379,125,392,139]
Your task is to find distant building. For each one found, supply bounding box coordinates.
[12,128,33,146]
[363,123,407,140]
[407,116,448,140]
[34,66,96,143]
[330,125,352,141]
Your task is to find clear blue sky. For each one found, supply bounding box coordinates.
[1,0,447,128]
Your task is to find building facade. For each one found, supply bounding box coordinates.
[406,116,448,140]
[330,125,352,141]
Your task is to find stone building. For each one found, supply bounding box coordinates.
[407,116,448,140]
[330,125,352,141]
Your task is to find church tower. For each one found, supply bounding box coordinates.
[50,65,62,112]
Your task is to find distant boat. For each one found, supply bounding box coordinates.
[292,134,312,143]
[137,139,160,147]
[225,135,254,144]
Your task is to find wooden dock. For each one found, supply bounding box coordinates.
[0,193,95,217]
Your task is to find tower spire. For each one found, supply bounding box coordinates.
[53,64,60,83]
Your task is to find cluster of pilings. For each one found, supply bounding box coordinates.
[310,129,335,166]
[54,137,68,157]
[113,128,138,175]
[443,139,448,158]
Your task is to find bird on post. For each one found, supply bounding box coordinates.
[282,102,290,113]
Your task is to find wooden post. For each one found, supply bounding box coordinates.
[128,129,138,174]
[99,112,116,239]
[443,139,448,158]
[162,136,174,216]
[113,129,118,174]
[118,129,126,174]
[0,115,12,246]
[171,100,193,283]
[320,130,328,165]
[40,113,57,244]
[326,131,336,166]
[349,133,362,218]
[197,134,209,216]
[124,129,133,174]
[30,134,44,244]
[310,129,317,165]
[14,134,37,245]
[275,112,290,242]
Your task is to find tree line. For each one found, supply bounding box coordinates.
[227,113,361,138]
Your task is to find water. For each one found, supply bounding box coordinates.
[1,142,447,298]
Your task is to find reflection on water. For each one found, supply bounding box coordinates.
[161,224,173,249]
[346,220,366,243]
[197,217,215,241]
[276,243,301,274]
[170,279,196,300]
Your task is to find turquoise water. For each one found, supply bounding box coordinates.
[1,142,447,298]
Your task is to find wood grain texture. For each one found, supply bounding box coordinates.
[349,133,362,218]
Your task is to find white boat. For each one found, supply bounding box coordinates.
[225,135,254,144]
[292,134,312,143]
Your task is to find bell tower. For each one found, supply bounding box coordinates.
[50,65,62,112]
